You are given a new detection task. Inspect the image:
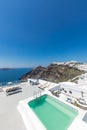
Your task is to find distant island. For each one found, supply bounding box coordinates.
[0,68,16,70]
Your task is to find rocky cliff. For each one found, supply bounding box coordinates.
[20,63,84,83]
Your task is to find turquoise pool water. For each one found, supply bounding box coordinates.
[29,94,78,130]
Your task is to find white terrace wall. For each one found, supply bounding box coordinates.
[49,82,87,99]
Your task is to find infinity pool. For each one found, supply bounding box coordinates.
[29,94,78,130]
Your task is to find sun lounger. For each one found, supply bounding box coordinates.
[6,86,22,96]
[38,82,48,89]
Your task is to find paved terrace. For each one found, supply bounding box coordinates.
[1,80,87,130]
[0,82,41,130]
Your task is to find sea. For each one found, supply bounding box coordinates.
[0,68,32,87]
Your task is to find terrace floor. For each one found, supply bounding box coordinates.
[0,82,40,130]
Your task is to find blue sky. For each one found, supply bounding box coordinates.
[0,0,87,67]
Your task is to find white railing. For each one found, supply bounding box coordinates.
[33,90,42,103]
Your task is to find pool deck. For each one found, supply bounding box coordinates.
[0,82,41,130]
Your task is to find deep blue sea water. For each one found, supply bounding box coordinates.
[0,68,32,86]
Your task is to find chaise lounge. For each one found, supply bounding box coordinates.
[5,86,22,96]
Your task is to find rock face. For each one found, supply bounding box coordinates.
[20,64,84,83]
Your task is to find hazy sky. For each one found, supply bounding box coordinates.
[0,0,87,67]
